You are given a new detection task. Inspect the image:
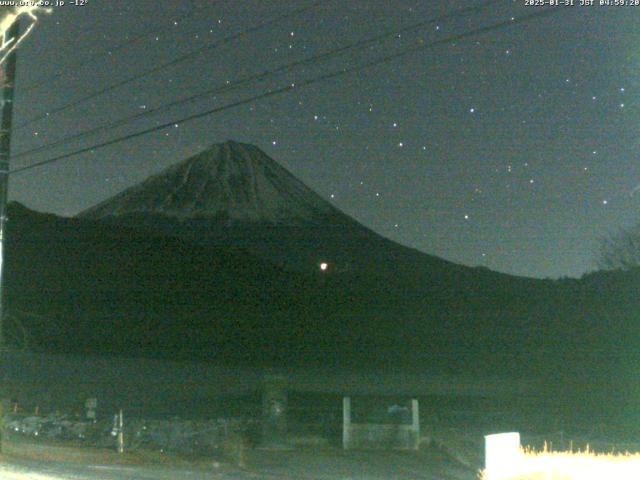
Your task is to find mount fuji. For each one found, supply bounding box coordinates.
[80,141,339,226]
[78,140,468,277]
[3,141,638,385]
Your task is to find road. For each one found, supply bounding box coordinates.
[0,459,240,479]
[0,449,477,479]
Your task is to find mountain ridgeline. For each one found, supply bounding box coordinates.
[5,141,640,384]
[78,140,467,276]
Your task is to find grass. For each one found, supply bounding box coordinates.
[480,444,640,480]
[0,433,212,467]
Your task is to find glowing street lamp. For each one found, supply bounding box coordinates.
[319,262,328,271]
[0,6,50,64]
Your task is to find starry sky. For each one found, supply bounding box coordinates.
[6,0,640,279]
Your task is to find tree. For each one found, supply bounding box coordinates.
[598,222,640,271]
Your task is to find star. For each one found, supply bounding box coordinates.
[15,1,633,282]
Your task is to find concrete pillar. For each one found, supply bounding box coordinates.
[342,396,351,450]
[411,398,420,450]
[0,398,5,453]
[261,374,288,448]
[484,432,521,480]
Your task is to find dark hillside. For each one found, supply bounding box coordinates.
[5,201,640,398]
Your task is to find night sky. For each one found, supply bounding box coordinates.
[6,0,640,279]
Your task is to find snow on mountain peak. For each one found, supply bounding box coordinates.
[79,141,337,225]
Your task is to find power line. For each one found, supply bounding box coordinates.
[15,0,327,131]
[11,7,565,176]
[12,0,502,162]
[21,1,208,94]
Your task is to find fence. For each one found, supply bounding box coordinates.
[342,396,420,450]
[4,374,639,475]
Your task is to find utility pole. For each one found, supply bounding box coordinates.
[0,19,19,348]
[0,18,19,452]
